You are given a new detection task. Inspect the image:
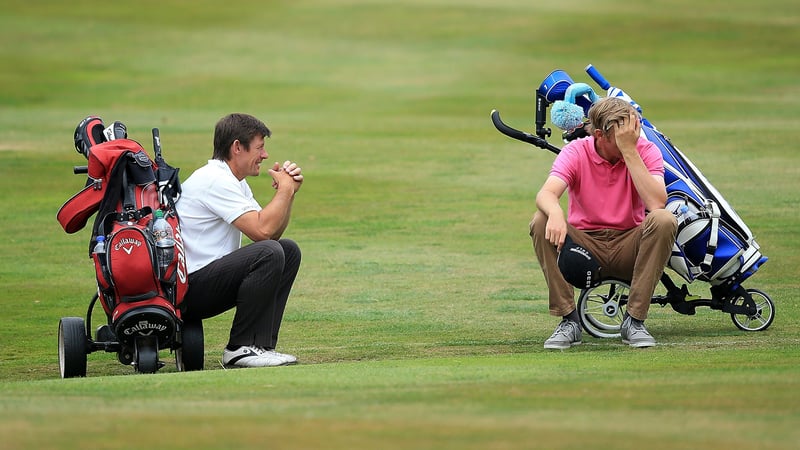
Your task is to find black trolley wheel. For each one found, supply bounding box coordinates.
[176,320,204,372]
[58,317,88,378]
[134,336,160,374]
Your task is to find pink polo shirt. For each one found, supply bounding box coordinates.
[551,136,664,231]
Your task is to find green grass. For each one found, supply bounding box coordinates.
[1,0,799,448]
[1,351,797,449]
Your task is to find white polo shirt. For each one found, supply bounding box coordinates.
[176,159,260,274]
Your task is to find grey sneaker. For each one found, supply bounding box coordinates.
[544,319,582,350]
[621,316,656,348]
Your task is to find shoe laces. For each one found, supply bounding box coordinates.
[554,319,578,336]
[626,318,649,335]
[246,346,270,355]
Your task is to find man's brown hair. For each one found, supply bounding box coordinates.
[212,113,271,160]
[587,97,639,136]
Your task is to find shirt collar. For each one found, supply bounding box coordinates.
[208,158,234,175]
[587,136,621,167]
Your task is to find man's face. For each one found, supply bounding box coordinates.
[231,135,267,180]
[593,127,623,162]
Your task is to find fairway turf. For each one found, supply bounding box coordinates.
[1,351,797,449]
[1,1,799,449]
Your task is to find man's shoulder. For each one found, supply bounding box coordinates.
[636,137,661,153]
[560,137,596,160]
[184,161,234,188]
[564,136,594,151]
[555,137,594,166]
[636,138,664,169]
[191,160,227,177]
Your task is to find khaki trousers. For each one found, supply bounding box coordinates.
[530,209,677,320]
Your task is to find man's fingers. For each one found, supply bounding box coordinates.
[281,160,301,175]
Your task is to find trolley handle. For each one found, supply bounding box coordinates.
[74,166,88,174]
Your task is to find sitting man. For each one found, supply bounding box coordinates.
[530,97,677,349]
[177,113,303,367]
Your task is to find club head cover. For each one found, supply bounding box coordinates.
[103,121,128,141]
[73,115,107,159]
[537,69,575,103]
[557,235,602,289]
[551,100,586,131]
[551,83,601,131]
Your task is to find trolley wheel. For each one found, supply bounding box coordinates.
[176,320,204,372]
[731,288,775,332]
[577,279,630,339]
[58,317,88,378]
[118,347,134,366]
[134,336,160,374]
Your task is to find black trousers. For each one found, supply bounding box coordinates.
[182,239,301,349]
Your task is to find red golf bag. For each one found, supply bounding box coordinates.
[56,118,202,377]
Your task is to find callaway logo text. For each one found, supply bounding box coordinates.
[114,237,142,252]
[123,320,168,336]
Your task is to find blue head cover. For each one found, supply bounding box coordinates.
[551,102,585,131]
[538,70,574,103]
[550,83,599,131]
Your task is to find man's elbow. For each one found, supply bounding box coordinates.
[243,227,279,242]
[648,196,667,211]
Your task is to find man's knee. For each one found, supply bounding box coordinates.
[248,240,287,272]
[252,239,284,254]
[644,209,677,236]
[278,239,302,271]
[279,239,301,259]
[250,239,302,272]
[530,211,546,238]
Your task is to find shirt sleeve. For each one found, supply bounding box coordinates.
[203,177,260,224]
[550,139,582,185]
[638,139,665,177]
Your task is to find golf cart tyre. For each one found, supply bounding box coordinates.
[59,317,88,378]
[176,320,204,372]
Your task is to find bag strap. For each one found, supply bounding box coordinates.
[698,200,721,274]
[91,152,154,251]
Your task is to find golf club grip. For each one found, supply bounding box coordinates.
[490,110,561,155]
[152,128,162,159]
[585,64,610,90]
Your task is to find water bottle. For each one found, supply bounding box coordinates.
[93,235,109,282]
[677,204,701,228]
[152,210,175,279]
[676,205,689,226]
[93,235,106,258]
